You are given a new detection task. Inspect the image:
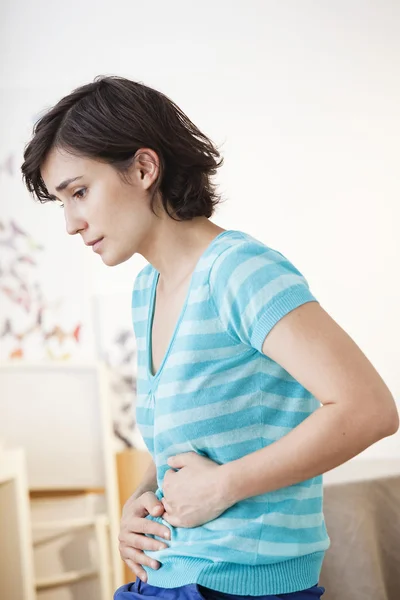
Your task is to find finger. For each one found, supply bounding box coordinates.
[125,558,148,583]
[140,492,165,515]
[122,532,169,552]
[143,521,171,540]
[123,547,161,571]
[150,503,164,516]
[126,517,170,540]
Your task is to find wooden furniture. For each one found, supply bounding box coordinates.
[0,361,124,598]
[320,458,400,599]
[116,448,153,584]
[0,448,36,600]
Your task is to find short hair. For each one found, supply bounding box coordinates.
[21,75,224,221]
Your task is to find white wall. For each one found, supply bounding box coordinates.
[1,0,399,456]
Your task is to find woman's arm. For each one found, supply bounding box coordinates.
[160,301,398,528]
[130,458,159,501]
[220,301,399,504]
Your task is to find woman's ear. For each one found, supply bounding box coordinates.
[133,148,159,189]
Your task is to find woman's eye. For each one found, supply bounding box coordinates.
[73,187,87,199]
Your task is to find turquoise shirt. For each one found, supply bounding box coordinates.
[131,230,330,595]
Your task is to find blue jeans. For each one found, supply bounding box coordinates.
[114,579,326,599]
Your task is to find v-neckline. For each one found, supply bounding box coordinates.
[146,229,236,384]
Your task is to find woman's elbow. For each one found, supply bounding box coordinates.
[375,395,399,438]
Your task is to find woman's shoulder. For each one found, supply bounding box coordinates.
[209,230,299,283]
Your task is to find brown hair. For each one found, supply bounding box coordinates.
[21,75,224,220]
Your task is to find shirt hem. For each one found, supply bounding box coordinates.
[142,551,326,596]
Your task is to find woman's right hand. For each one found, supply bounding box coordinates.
[118,490,171,583]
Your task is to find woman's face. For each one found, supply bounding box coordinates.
[41,146,159,266]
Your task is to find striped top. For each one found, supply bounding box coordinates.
[131,229,330,596]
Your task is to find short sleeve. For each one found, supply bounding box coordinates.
[209,238,319,352]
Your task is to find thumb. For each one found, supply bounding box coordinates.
[151,503,164,516]
[167,454,185,468]
[168,452,197,468]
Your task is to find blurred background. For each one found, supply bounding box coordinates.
[0,1,399,599]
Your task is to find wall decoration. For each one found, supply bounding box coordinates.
[0,218,82,360]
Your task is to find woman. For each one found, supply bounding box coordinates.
[21,75,398,600]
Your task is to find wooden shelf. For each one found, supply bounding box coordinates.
[35,567,99,590]
[30,487,105,499]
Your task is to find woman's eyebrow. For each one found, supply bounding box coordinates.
[56,175,84,192]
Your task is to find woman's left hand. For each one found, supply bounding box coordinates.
[160,452,232,528]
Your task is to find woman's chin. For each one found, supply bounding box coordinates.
[101,250,134,267]
[101,254,119,267]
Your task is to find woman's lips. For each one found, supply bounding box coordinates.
[92,238,104,252]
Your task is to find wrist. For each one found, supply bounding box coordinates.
[132,485,157,502]
[218,460,242,508]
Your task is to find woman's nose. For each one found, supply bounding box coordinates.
[64,207,86,236]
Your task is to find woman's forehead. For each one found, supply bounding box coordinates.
[41,150,97,191]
